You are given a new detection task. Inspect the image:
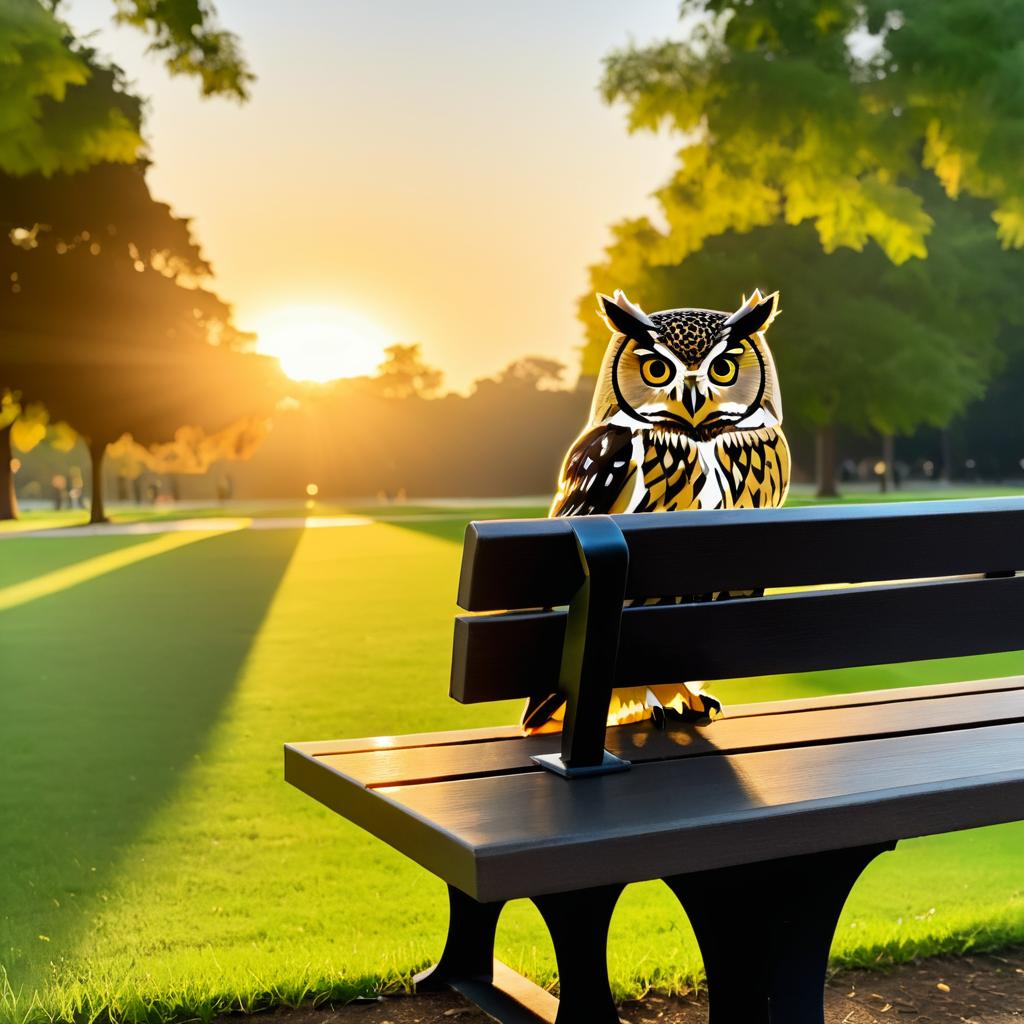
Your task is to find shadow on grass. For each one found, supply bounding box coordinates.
[0,528,302,992]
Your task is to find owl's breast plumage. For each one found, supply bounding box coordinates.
[618,426,790,513]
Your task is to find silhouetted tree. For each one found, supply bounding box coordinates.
[494,357,566,391]
[0,162,280,522]
[371,344,443,399]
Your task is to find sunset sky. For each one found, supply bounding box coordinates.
[63,0,681,389]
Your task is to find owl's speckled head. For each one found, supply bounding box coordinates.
[589,289,783,440]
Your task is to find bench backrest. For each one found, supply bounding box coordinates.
[451,498,1024,773]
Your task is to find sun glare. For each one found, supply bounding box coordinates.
[255,306,391,383]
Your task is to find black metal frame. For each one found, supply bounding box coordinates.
[415,882,624,1024]
[665,843,895,1023]
[418,843,893,1024]
[530,516,631,778]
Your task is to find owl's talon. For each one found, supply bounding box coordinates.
[648,690,724,728]
[700,693,724,721]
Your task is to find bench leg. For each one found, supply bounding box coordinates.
[416,885,561,1023]
[532,883,625,1024]
[665,843,894,1024]
[415,884,505,989]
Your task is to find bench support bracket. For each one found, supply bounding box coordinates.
[531,515,630,778]
[665,841,896,1024]
[415,882,625,1024]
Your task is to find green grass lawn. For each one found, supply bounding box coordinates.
[1,495,1022,1024]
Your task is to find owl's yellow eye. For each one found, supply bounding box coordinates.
[640,356,674,387]
[709,356,738,386]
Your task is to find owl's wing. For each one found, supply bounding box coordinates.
[550,423,635,517]
[524,425,635,733]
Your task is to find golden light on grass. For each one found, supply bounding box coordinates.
[0,525,246,612]
[254,305,391,383]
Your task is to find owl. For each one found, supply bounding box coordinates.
[522,288,790,733]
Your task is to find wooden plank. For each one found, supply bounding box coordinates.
[289,722,1024,901]
[452,575,1024,702]
[283,744,479,895]
[457,497,1024,611]
[287,678,1024,760]
[288,724,521,758]
[387,722,1024,901]
[316,688,1024,788]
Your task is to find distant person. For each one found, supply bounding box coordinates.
[51,474,67,510]
[68,467,85,508]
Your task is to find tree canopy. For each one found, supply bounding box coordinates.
[584,187,1023,436]
[0,0,251,176]
[601,0,1024,265]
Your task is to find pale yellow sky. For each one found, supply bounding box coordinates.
[65,1,681,390]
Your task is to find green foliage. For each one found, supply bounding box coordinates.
[602,1,1024,262]
[0,4,141,175]
[112,0,254,99]
[586,2,1024,440]
[584,187,1024,436]
[0,0,250,176]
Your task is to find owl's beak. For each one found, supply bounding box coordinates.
[679,374,707,418]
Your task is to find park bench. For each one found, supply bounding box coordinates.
[285,497,1024,1024]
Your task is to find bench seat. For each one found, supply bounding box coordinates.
[286,676,1024,903]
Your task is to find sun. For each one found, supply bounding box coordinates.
[254,305,390,383]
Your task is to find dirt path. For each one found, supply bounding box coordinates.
[246,947,1023,1024]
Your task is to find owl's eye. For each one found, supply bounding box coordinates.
[709,356,738,386]
[640,356,674,387]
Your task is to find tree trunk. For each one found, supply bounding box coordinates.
[0,421,17,521]
[814,423,839,499]
[88,439,109,524]
[880,434,896,493]
[940,428,952,484]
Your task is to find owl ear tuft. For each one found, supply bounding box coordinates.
[724,289,780,340]
[597,290,656,339]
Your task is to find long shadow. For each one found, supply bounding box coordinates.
[0,534,157,589]
[0,527,302,992]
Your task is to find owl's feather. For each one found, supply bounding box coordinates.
[550,423,635,517]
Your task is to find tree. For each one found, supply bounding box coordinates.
[585,189,1023,495]
[371,344,443,400]
[601,1,1024,268]
[588,1,1024,494]
[0,162,280,522]
[1,0,251,176]
[493,357,567,391]
[0,392,50,518]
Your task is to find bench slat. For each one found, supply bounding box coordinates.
[286,677,1024,758]
[452,575,1024,702]
[458,498,1024,610]
[317,688,1024,788]
[287,721,1024,901]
